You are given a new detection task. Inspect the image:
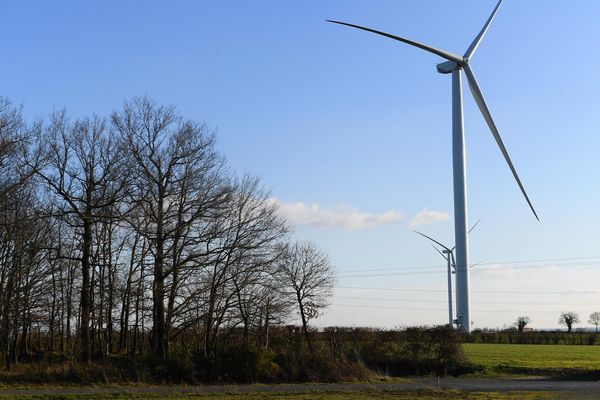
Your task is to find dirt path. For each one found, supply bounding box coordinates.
[0,378,599,396]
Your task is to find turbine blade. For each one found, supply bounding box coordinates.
[327,20,463,64]
[468,218,482,234]
[413,230,453,253]
[464,0,503,60]
[463,64,540,221]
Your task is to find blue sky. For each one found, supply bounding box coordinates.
[4,0,600,330]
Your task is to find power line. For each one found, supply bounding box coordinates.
[331,303,590,314]
[334,295,600,306]
[337,286,600,295]
[338,260,600,279]
[332,303,447,312]
[339,270,445,278]
[338,255,600,274]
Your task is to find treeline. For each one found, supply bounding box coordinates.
[0,325,467,384]
[0,96,335,371]
[466,331,600,345]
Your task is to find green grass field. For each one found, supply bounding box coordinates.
[463,343,600,377]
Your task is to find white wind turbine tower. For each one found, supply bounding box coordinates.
[328,0,538,332]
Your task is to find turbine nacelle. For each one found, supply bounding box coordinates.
[436,61,460,74]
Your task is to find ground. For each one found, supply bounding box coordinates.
[3,343,600,398]
[0,389,571,400]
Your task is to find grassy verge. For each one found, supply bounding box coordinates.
[463,343,600,379]
[0,390,567,400]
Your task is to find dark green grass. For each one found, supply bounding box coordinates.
[463,343,600,378]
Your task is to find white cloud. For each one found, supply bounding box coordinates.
[410,208,450,228]
[270,198,402,230]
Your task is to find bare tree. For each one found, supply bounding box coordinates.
[515,316,530,333]
[559,311,580,333]
[0,97,39,200]
[589,312,600,333]
[188,176,288,357]
[112,96,228,359]
[275,241,335,343]
[255,283,290,349]
[0,180,55,370]
[117,222,149,354]
[34,112,127,360]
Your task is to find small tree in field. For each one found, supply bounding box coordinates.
[559,312,580,333]
[515,316,530,333]
[589,312,600,333]
[275,241,335,343]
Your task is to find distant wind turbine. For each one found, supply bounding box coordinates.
[414,219,481,327]
[328,0,539,332]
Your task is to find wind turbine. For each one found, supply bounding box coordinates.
[414,219,481,327]
[328,0,538,332]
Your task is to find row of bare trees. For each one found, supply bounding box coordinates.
[0,96,335,368]
[516,312,600,333]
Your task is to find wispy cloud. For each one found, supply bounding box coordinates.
[270,198,402,231]
[410,208,450,228]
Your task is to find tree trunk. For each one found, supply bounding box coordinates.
[151,196,166,359]
[80,213,93,362]
[2,264,15,370]
[119,233,138,352]
[264,302,270,349]
[296,292,310,345]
